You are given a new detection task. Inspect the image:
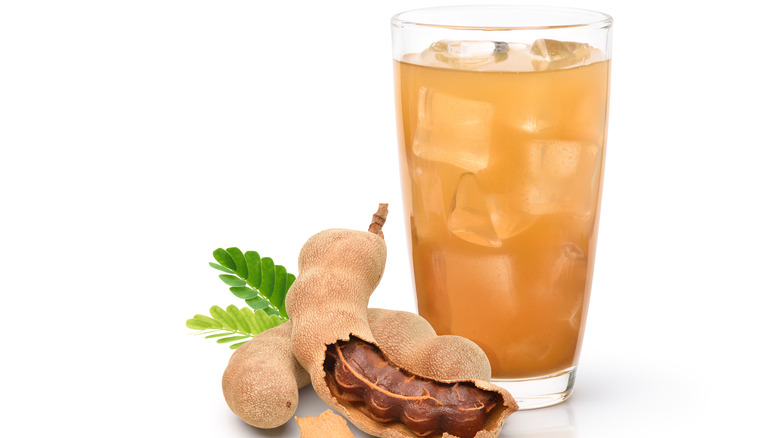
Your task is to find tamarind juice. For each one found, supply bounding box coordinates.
[394,41,610,390]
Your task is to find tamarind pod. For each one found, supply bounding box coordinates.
[287,227,387,374]
[286,205,517,438]
[325,339,498,437]
[220,308,481,429]
[222,321,310,429]
[367,309,492,383]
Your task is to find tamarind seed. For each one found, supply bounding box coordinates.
[324,338,498,438]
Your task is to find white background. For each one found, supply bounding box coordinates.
[1,0,778,437]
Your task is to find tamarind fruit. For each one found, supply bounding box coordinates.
[222,321,310,429]
[366,309,492,383]
[223,309,499,430]
[286,204,517,438]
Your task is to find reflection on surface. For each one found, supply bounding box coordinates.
[500,403,576,438]
[294,385,577,438]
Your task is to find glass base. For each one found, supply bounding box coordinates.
[492,366,576,410]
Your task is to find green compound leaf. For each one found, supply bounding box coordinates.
[255,311,282,331]
[185,314,222,331]
[245,251,262,289]
[245,295,270,310]
[270,265,287,310]
[286,273,295,292]
[209,262,234,274]
[219,274,247,287]
[259,257,275,298]
[209,248,295,320]
[187,305,284,350]
[209,305,237,331]
[189,248,298,350]
[205,332,236,339]
[217,335,250,344]
[212,249,236,271]
[241,307,260,334]
[226,247,248,280]
[230,286,257,299]
[226,304,250,334]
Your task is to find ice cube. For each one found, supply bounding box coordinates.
[477,139,599,239]
[448,173,501,247]
[486,193,537,240]
[412,87,493,173]
[529,139,587,178]
[530,39,594,71]
[551,243,587,278]
[520,139,601,215]
[517,114,552,134]
[549,243,587,329]
[428,247,516,334]
[506,332,554,362]
[422,40,509,70]
[407,165,449,242]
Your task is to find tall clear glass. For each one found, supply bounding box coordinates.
[392,6,612,409]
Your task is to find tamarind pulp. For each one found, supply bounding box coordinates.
[325,337,498,438]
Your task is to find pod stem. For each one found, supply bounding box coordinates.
[368,203,389,239]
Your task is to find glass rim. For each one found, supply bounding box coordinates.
[391,5,613,31]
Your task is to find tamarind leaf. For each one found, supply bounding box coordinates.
[259,257,276,298]
[245,251,262,289]
[241,307,260,334]
[226,247,248,279]
[268,314,283,328]
[219,274,246,287]
[209,248,294,320]
[209,262,234,274]
[216,335,250,344]
[212,248,236,271]
[185,314,222,330]
[270,265,287,309]
[229,342,247,350]
[253,309,279,331]
[229,286,257,299]
[190,248,298,349]
[226,304,250,334]
[204,331,236,339]
[192,313,221,326]
[253,311,268,331]
[189,305,287,350]
[245,295,270,310]
[263,307,281,317]
[209,305,237,331]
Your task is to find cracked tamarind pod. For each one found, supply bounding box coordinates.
[367,309,493,384]
[286,204,517,438]
[222,309,495,430]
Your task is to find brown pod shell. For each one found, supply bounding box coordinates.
[287,226,518,438]
[287,228,386,373]
[221,308,493,430]
[222,321,310,428]
[367,309,492,383]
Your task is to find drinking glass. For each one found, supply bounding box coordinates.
[391,5,612,409]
